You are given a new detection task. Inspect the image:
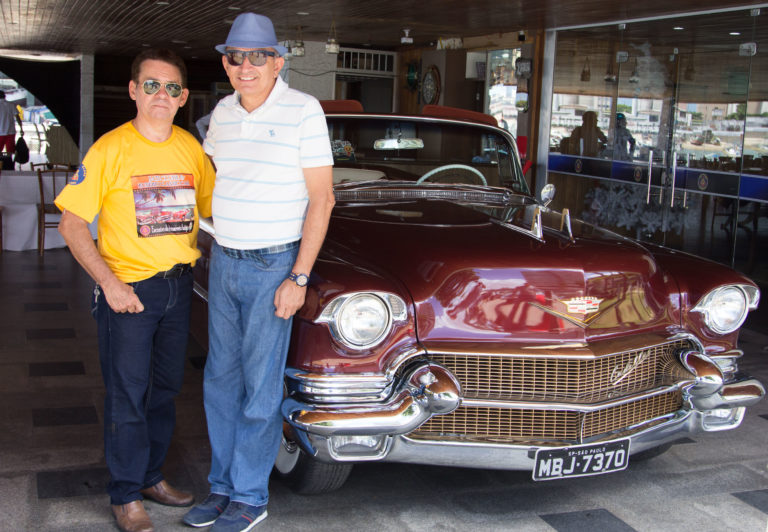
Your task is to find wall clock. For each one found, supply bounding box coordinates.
[421,65,441,105]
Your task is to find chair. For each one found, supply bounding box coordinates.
[36,166,70,256]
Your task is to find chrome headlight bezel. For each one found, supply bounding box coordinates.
[316,291,408,350]
[692,284,758,335]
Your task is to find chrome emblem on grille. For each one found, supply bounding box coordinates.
[610,351,649,385]
[562,297,603,314]
[527,295,611,329]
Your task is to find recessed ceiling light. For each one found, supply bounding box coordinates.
[172,40,187,44]
[156,1,170,5]
[227,6,241,10]
[142,43,151,47]
[673,26,684,31]
[297,12,310,16]
[729,31,741,36]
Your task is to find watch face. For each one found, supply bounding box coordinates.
[421,66,440,105]
[289,272,309,287]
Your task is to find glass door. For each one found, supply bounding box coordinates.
[661,9,760,275]
[665,47,752,265]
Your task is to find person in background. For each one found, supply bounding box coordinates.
[0,90,22,155]
[182,12,334,532]
[613,112,636,160]
[195,112,211,142]
[55,48,215,532]
[565,110,607,157]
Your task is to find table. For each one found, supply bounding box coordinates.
[0,170,96,251]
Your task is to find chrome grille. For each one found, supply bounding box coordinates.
[410,390,682,445]
[429,339,694,403]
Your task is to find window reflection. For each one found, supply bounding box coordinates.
[546,8,768,283]
[486,49,521,133]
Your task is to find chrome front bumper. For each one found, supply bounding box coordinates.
[282,362,461,438]
[294,409,718,469]
[282,351,764,468]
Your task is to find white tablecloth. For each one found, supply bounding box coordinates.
[0,170,97,251]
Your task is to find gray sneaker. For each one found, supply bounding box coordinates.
[182,493,230,527]
[210,501,267,532]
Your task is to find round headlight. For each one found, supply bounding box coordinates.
[697,286,748,334]
[336,294,390,347]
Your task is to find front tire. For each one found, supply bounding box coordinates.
[274,430,353,494]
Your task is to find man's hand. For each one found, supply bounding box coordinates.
[274,279,306,319]
[58,210,144,314]
[102,279,145,313]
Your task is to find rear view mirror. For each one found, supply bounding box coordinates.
[374,138,424,150]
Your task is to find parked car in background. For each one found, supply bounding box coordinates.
[192,103,764,494]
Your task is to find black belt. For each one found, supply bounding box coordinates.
[153,263,191,278]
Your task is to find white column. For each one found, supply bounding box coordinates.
[79,53,94,158]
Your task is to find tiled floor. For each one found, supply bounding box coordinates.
[2,247,768,532]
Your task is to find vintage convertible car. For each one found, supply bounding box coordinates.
[192,103,764,494]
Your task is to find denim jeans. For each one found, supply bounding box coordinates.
[204,240,298,506]
[94,272,192,505]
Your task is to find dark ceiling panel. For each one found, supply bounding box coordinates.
[0,0,764,59]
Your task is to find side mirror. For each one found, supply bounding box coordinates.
[540,183,556,206]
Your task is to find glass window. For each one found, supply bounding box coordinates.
[485,49,521,133]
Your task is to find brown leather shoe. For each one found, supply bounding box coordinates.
[112,500,154,532]
[140,479,194,507]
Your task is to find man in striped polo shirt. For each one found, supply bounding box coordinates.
[182,13,334,532]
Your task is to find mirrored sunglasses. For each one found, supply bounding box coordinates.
[142,79,183,98]
[225,50,276,67]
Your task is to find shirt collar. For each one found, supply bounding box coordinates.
[232,75,288,114]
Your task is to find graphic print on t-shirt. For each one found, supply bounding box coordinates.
[131,173,195,238]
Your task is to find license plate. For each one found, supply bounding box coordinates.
[533,438,630,481]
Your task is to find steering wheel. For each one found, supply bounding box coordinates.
[416,164,487,186]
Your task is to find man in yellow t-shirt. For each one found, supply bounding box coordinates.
[55,48,215,532]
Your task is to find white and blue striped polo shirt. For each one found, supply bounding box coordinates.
[204,76,333,250]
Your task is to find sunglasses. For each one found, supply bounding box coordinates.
[141,79,183,98]
[225,50,276,67]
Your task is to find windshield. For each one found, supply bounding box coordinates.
[326,116,530,195]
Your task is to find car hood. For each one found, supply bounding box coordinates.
[325,200,677,343]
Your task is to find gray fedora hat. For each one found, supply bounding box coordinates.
[215,13,288,56]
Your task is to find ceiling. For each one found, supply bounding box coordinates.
[0,0,766,60]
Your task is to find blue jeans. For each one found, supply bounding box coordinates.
[204,241,298,506]
[94,272,192,505]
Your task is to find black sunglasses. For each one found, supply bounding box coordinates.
[225,50,276,67]
[142,79,183,98]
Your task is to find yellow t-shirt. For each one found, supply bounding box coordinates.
[55,122,215,282]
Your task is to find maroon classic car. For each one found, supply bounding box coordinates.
[192,103,763,493]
